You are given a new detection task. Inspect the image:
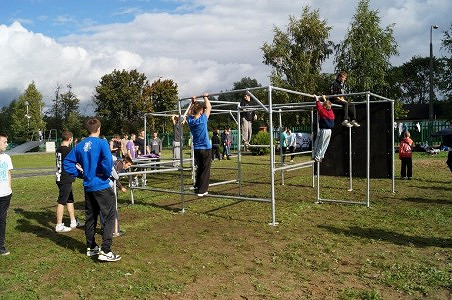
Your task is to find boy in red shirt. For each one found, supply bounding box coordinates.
[313,95,335,162]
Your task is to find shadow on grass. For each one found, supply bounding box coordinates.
[14,208,86,254]
[402,197,452,205]
[319,225,452,248]
[408,184,452,193]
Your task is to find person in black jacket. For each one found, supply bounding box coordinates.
[241,93,256,150]
[211,129,221,161]
[330,71,360,128]
[55,131,84,233]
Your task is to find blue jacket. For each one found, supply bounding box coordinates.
[63,136,113,192]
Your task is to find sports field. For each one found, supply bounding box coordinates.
[1,151,451,299]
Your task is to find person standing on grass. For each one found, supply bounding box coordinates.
[313,95,335,162]
[211,129,221,161]
[64,118,121,262]
[186,93,212,196]
[399,131,414,180]
[287,128,297,163]
[0,133,13,256]
[55,130,84,233]
[280,127,289,164]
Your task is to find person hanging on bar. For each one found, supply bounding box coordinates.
[186,93,212,196]
[330,71,360,128]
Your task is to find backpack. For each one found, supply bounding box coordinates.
[399,141,412,159]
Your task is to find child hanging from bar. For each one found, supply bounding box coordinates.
[313,95,335,162]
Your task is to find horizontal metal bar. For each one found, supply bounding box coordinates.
[131,186,184,195]
[285,164,314,172]
[317,198,367,205]
[270,86,315,98]
[274,160,314,172]
[119,167,181,176]
[179,86,266,101]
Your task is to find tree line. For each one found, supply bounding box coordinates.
[0,0,450,142]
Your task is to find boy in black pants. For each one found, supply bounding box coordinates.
[55,131,84,232]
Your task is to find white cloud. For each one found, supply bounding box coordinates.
[0,0,450,113]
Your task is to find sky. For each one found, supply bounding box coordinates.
[0,0,450,115]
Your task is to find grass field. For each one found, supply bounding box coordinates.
[1,151,451,299]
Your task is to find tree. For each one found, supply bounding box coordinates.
[0,101,15,138]
[334,0,398,96]
[11,82,46,141]
[142,78,179,133]
[94,69,151,135]
[262,6,333,98]
[46,84,83,137]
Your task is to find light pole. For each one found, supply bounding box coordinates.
[429,25,438,120]
[25,101,31,139]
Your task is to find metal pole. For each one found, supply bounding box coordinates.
[178,100,185,213]
[366,92,371,207]
[268,87,277,226]
[391,100,395,193]
[237,108,242,195]
[348,126,353,191]
[316,161,320,203]
[279,110,284,185]
[311,109,315,188]
[429,25,438,121]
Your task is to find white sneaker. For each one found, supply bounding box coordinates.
[70,219,84,228]
[341,120,352,127]
[98,250,122,262]
[197,191,208,197]
[55,223,72,233]
[87,245,100,257]
[350,120,360,127]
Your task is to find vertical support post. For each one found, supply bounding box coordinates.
[129,176,135,205]
[190,133,195,181]
[311,109,315,188]
[316,161,320,203]
[143,115,147,187]
[268,87,277,226]
[237,108,242,195]
[366,92,371,207]
[348,126,353,191]
[279,110,284,185]
[178,100,185,213]
[391,100,395,194]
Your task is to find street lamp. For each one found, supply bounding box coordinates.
[429,24,438,120]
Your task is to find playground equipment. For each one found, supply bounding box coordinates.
[118,86,396,225]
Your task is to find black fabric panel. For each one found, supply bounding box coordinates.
[318,101,392,178]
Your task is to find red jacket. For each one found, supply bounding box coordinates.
[316,101,335,129]
[399,137,414,159]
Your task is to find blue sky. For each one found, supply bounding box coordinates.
[0,0,450,113]
[0,0,189,37]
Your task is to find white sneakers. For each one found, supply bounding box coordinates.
[342,120,360,127]
[87,245,100,257]
[70,219,84,228]
[98,250,122,262]
[197,191,209,197]
[55,223,72,233]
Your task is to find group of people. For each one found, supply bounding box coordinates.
[211,128,234,161]
[109,130,162,161]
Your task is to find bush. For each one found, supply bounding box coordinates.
[250,131,273,155]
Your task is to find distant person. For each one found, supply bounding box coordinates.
[313,95,335,162]
[38,129,43,142]
[221,128,231,160]
[0,133,13,256]
[171,115,183,166]
[280,127,289,164]
[120,133,129,158]
[211,129,221,161]
[331,71,359,128]
[135,130,146,156]
[109,134,121,158]
[186,93,212,196]
[55,130,84,233]
[287,128,297,163]
[150,131,162,169]
[241,93,256,150]
[64,118,121,262]
[399,131,414,180]
[126,133,137,159]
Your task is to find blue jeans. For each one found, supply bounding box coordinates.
[313,129,332,160]
[0,194,12,249]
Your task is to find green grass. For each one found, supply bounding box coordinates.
[1,150,451,299]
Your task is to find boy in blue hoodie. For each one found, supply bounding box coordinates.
[64,118,121,262]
